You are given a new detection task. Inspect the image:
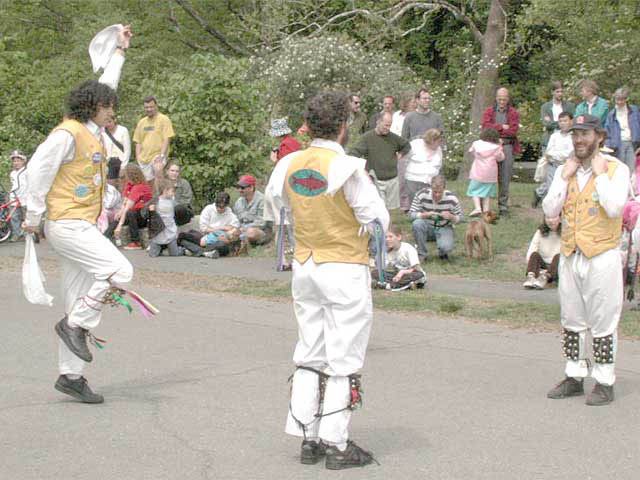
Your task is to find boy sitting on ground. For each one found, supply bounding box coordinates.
[178,192,240,258]
[372,224,426,290]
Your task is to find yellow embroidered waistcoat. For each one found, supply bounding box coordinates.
[285,147,369,265]
[46,119,106,223]
[561,161,621,258]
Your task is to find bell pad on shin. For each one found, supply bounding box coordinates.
[593,334,614,364]
[562,329,580,361]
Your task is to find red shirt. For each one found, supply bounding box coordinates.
[277,135,301,161]
[123,182,153,211]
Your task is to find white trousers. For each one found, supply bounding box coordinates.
[558,249,622,385]
[45,219,133,375]
[285,259,372,444]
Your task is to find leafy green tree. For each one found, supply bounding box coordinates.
[150,53,270,208]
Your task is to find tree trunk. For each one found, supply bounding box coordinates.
[457,0,508,180]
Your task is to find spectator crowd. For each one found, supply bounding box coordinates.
[3,80,640,296]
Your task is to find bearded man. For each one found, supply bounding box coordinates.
[543,114,630,406]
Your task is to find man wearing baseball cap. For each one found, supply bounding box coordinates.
[8,149,28,242]
[233,174,271,248]
[543,114,630,406]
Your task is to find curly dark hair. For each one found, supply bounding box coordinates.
[66,80,118,123]
[304,91,350,140]
[124,163,146,185]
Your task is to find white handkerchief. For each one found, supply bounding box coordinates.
[22,235,53,306]
[89,24,123,73]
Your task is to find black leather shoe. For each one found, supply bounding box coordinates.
[55,317,92,362]
[586,382,614,406]
[325,441,378,470]
[547,376,584,399]
[300,440,327,465]
[54,375,104,404]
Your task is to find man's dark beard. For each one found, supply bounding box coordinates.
[574,139,599,161]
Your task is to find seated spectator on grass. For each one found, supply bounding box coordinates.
[153,160,194,226]
[147,179,184,257]
[178,192,240,257]
[523,216,561,290]
[234,174,271,246]
[107,164,152,249]
[409,175,462,262]
[372,224,426,290]
[406,128,444,205]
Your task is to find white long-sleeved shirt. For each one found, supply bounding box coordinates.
[9,167,28,204]
[25,53,124,227]
[526,229,561,264]
[405,139,442,183]
[544,131,573,165]
[266,138,390,233]
[542,153,630,222]
[199,205,240,232]
[104,124,131,166]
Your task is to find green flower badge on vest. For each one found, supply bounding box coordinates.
[592,192,599,203]
[289,169,328,197]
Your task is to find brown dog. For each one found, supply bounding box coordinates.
[465,212,494,259]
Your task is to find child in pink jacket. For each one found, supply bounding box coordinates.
[467,128,505,216]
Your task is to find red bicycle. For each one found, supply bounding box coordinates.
[0,183,21,243]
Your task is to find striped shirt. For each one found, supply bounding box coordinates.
[409,188,463,227]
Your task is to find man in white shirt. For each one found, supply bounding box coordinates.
[543,114,629,406]
[24,25,133,404]
[8,149,28,242]
[267,91,388,469]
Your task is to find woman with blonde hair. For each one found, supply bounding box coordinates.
[405,128,443,204]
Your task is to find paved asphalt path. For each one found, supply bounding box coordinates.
[1,259,639,479]
[0,240,559,305]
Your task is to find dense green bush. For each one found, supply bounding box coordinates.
[150,53,271,209]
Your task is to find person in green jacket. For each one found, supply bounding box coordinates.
[574,79,609,126]
[540,81,575,150]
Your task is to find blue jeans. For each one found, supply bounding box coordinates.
[535,162,560,199]
[618,141,636,172]
[412,219,455,258]
[9,205,25,238]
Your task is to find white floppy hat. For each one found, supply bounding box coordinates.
[10,149,26,161]
[88,24,124,73]
[269,118,293,137]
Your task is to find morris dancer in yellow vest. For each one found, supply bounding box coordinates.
[24,26,133,404]
[543,114,629,406]
[267,92,389,470]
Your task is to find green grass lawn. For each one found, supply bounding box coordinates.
[253,179,542,283]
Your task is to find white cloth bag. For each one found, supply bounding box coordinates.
[22,235,53,306]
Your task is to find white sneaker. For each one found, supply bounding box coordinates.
[533,273,548,290]
[523,272,536,289]
[203,250,220,259]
